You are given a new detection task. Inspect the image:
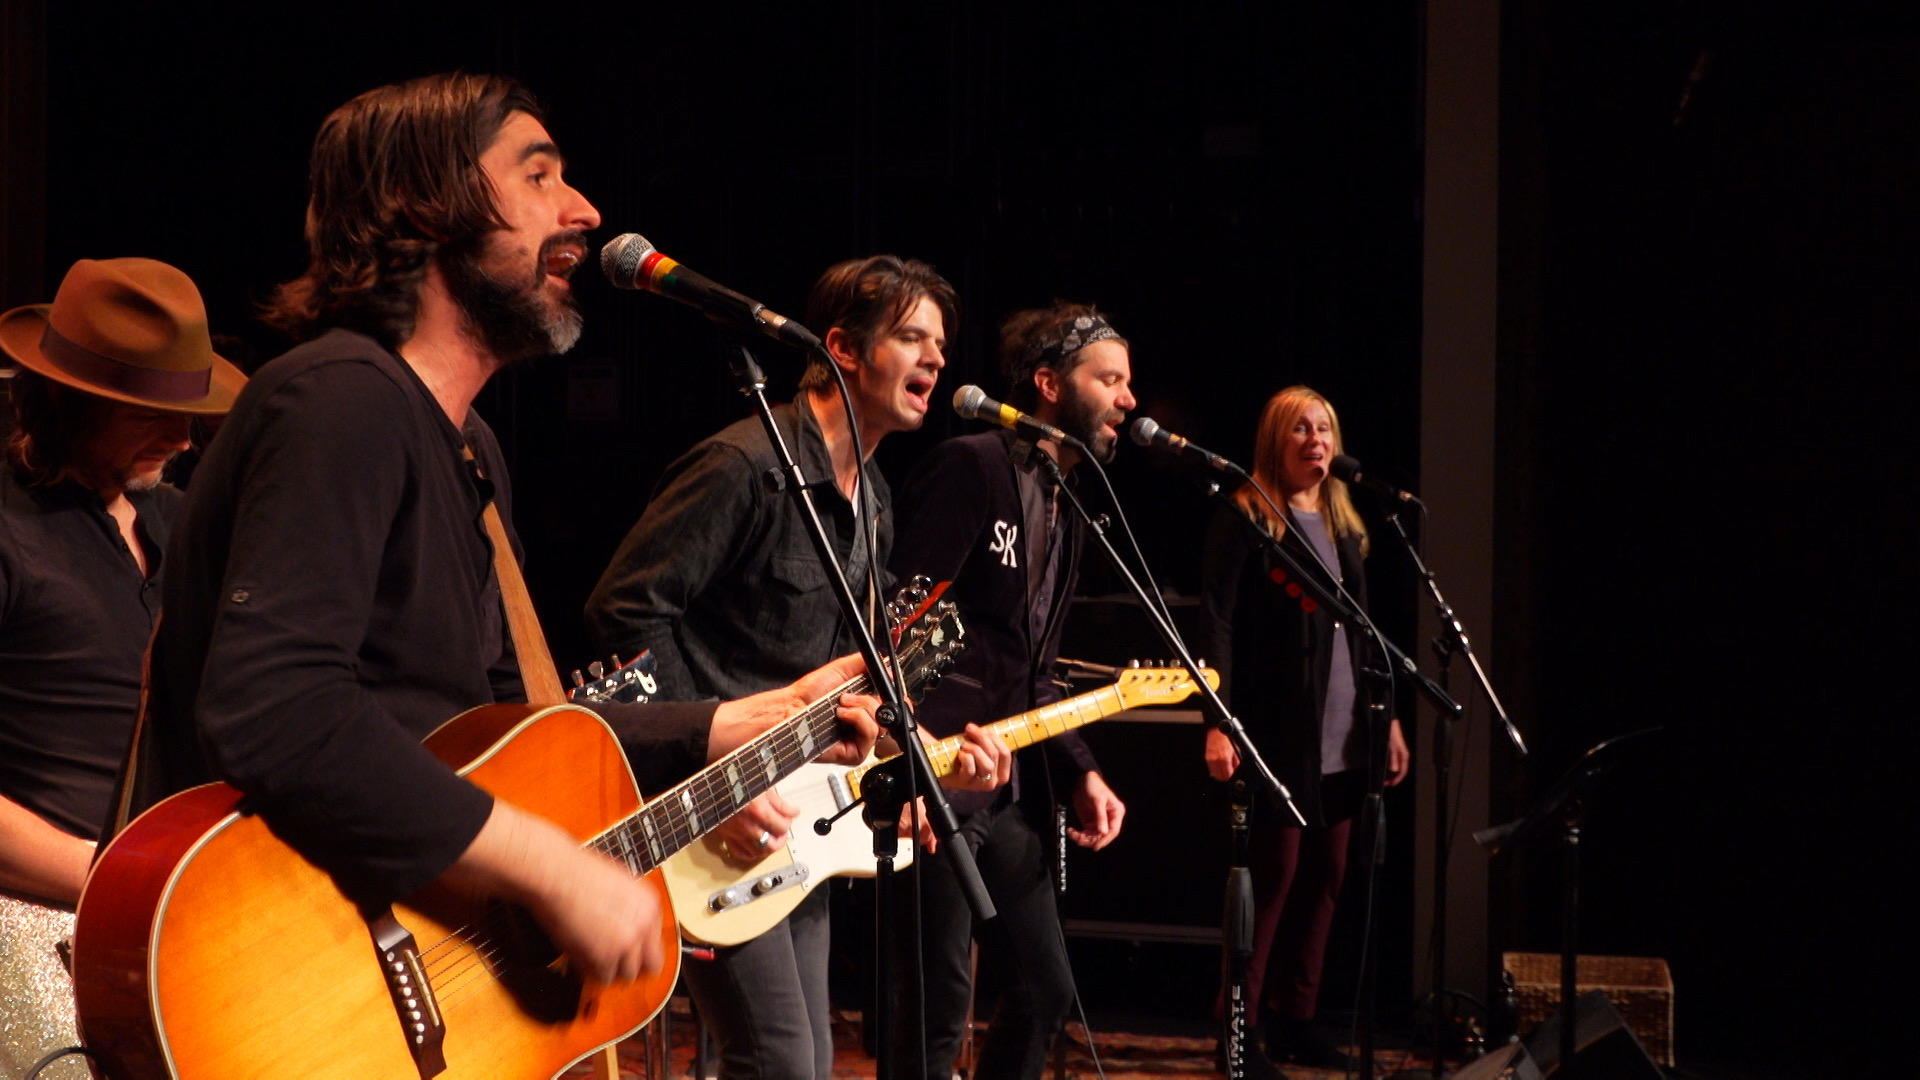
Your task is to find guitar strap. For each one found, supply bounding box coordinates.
[470,452,566,707]
[103,448,568,845]
[102,619,163,845]
[464,459,624,1080]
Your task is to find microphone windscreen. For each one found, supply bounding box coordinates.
[1329,454,1364,484]
[1129,417,1161,447]
[599,233,656,289]
[953,384,988,419]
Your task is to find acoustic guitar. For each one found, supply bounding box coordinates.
[70,584,962,1080]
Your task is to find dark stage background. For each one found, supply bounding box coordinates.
[7,1,1917,1075]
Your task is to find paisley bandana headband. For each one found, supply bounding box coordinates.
[1022,313,1119,367]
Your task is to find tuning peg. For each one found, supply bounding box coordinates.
[571,669,586,687]
[588,661,604,679]
[1127,659,1141,668]
[610,654,622,669]
[1195,658,1206,668]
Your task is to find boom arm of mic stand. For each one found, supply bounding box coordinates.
[1382,511,1526,756]
[728,343,995,923]
[1036,455,1308,827]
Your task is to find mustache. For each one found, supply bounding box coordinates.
[539,230,592,277]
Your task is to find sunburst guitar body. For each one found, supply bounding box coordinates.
[70,584,963,1080]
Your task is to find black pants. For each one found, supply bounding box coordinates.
[895,796,1075,1080]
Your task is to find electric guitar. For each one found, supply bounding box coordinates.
[659,663,1218,947]
[70,583,962,1080]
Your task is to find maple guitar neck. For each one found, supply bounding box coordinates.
[850,680,1140,799]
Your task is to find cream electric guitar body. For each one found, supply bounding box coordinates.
[663,664,1218,947]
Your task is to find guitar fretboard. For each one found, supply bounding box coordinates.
[846,679,1159,797]
[588,675,866,876]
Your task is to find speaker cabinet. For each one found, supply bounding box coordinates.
[1523,990,1665,1080]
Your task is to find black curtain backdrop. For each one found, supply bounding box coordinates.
[36,2,1917,1075]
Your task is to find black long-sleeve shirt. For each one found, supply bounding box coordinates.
[139,330,714,910]
[0,470,176,841]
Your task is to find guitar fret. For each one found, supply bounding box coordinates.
[640,811,664,865]
[679,789,701,835]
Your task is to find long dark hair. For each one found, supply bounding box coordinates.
[263,73,542,348]
[3,370,110,487]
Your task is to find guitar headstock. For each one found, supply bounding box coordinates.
[1111,660,1221,709]
[567,650,660,705]
[886,576,965,702]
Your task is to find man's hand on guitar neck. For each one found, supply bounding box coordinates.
[445,800,667,984]
[707,652,883,766]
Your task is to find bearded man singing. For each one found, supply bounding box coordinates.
[885,302,1136,1080]
[124,73,882,994]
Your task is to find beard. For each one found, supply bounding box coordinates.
[1057,383,1123,464]
[123,463,169,492]
[441,229,586,364]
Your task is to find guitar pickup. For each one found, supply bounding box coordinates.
[827,771,854,813]
[707,865,810,912]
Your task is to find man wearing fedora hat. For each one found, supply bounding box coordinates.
[0,255,242,1075]
[125,72,880,995]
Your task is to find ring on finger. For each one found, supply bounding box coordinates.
[719,840,733,860]
[756,830,773,849]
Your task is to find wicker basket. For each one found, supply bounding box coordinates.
[1502,952,1674,1066]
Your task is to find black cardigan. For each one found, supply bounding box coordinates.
[1198,500,1372,827]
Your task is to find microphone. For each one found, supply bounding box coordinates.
[952,385,1082,449]
[600,233,821,350]
[1329,453,1422,507]
[1128,418,1245,476]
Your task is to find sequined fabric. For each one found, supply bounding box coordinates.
[0,895,87,1080]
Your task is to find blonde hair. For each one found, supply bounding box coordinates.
[1233,385,1369,557]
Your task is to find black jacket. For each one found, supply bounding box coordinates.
[1198,500,1372,827]
[889,431,1100,814]
[585,392,891,702]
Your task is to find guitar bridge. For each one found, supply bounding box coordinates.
[707,864,810,913]
[370,911,448,1079]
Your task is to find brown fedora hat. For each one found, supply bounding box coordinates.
[0,257,244,416]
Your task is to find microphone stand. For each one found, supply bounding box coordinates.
[1223,781,1256,1080]
[1032,450,1307,826]
[1183,466,1462,1080]
[1374,508,1525,1079]
[723,341,995,1080]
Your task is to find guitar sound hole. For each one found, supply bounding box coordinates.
[489,903,582,1024]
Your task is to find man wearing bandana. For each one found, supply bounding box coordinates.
[887,303,1135,1080]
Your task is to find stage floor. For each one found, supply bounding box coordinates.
[564,999,1429,1080]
